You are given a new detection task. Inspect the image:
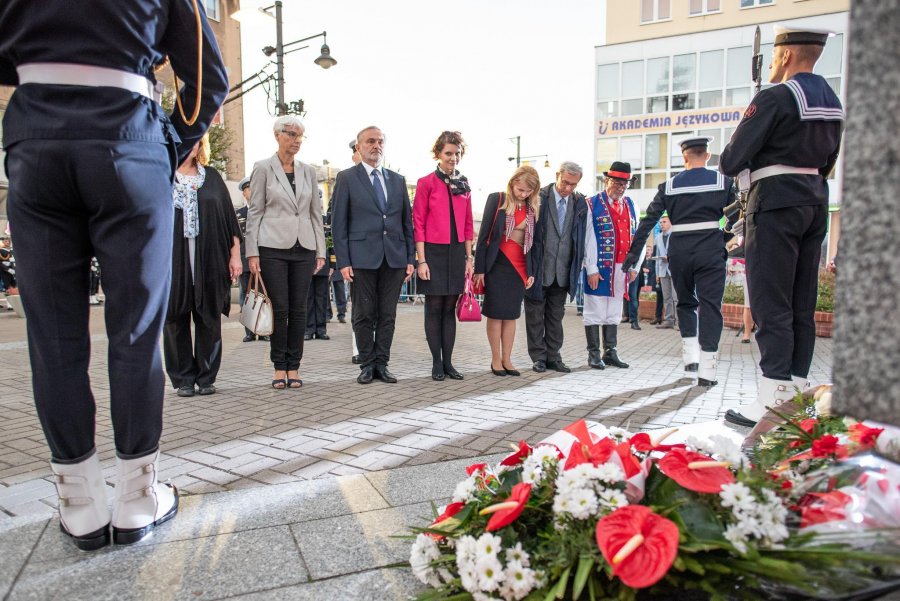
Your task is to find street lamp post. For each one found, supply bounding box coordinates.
[508,136,549,167]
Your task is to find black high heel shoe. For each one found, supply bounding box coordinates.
[491,364,507,376]
[432,364,445,381]
[444,366,464,380]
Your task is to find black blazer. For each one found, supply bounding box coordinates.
[474,192,543,279]
[331,163,415,270]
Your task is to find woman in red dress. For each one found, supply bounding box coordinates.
[473,166,543,376]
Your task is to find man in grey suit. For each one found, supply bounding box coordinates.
[331,126,415,384]
[525,162,585,373]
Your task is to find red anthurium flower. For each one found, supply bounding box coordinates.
[629,432,686,454]
[811,435,845,458]
[500,440,533,467]
[799,491,852,528]
[466,463,488,476]
[596,505,680,589]
[431,502,465,527]
[797,418,818,434]
[481,482,532,532]
[658,448,735,494]
[848,423,884,448]
[564,437,616,471]
[615,442,642,479]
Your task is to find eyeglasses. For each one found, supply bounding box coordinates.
[280,130,306,140]
[607,180,629,188]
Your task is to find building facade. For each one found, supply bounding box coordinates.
[594,0,848,258]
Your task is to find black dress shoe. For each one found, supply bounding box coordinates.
[532,360,547,373]
[338,316,346,323]
[602,349,629,369]
[351,354,361,364]
[546,360,571,373]
[649,318,661,325]
[357,366,374,384]
[177,385,195,397]
[242,334,256,342]
[724,409,756,427]
[259,336,270,342]
[631,322,641,330]
[697,378,718,388]
[374,366,398,383]
[444,366,464,380]
[432,367,445,381]
[304,333,313,340]
[491,365,507,376]
[198,384,216,395]
[316,333,330,340]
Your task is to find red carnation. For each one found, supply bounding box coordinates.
[596,506,680,589]
[798,418,818,434]
[799,491,852,528]
[482,482,532,532]
[811,435,842,458]
[848,423,884,448]
[657,448,735,494]
[500,440,533,467]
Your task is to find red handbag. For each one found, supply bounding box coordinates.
[456,272,482,322]
[472,193,503,295]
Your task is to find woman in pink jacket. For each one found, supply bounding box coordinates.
[413,131,474,381]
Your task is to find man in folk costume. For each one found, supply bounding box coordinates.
[571,161,643,369]
[623,137,737,387]
[719,25,843,427]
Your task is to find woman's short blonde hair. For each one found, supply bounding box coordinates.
[501,165,541,221]
[196,133,211,166]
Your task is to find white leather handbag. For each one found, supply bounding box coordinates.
[239,272,274,336]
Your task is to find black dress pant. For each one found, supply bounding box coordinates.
[351,259,407,369]
[524,282,568,363]
[7,139,173,461]
[669,247,727,352]
[163,307,222,389]
[306,275,329,336]
[259,244,316,371]
[331,279,347,317]
[746,205,827,380]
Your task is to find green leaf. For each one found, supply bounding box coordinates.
[542,566,571,601]
[681,555,706,576]
[429,504,476,535]
[572,554,594,599]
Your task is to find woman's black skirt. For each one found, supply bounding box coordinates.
[417,240,466,296]
[482,252,525,320]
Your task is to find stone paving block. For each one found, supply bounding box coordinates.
[188,466,242,486]
[366,454,505,507]
[0,516,47,599]
[13,526,307,601]
[226,568,423,601]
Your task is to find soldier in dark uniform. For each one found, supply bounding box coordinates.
[623,137,737,387]
[306,215,332,341]
[719,25,843,427]
[0,1,228,549]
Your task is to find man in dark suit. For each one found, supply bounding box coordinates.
[236,177,268,342]
[525,162,584,373]
[331,126,415,384]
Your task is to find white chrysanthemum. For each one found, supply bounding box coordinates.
[504,542,530,567]
[724,524,749,554]
[567,488,599,519]
[409,533,442,587]
[686,434,708,453]
[531,445,561,464]
[438,567,455,584]
[555,467,587,495]
[608,426,632,441]
[476,554,505,592]
[552,491,574,515]
[719,482,755,512]
[452,475,478,504]
[472,593,497,601]
[459,562,480,593]
[597,488,629,511]
[456,535,478,566]
[707,434,747,468]
[593,462,625,483]
[475,533,503,559]
[504,560,538,600]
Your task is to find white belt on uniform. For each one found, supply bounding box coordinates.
[670,221,720,233]
[16,62,159,101]
[749,164,820,184]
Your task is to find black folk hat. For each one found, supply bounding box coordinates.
[603,161,634,181]
[680,136,713,151]
[773,25,833,47]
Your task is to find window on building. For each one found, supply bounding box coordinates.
[740,0,773,7]
[621,99,643,116]
[672,93,695,111]
[647,96,668,113]
[698,90,723,108]
[814,33,843,99]
[621,60,644,98]
[204,0,219,20]
[645,133,668,170]
[646,57,670,94]
[670,132,694,167]
[641,0,671,23]
[621,136,643,169]
[689,0,720,14]
[698,128,720,166]
[598,101,618,119]
[597,64,620,100]
[673,54,696,92]
[644,172,668,190]
[597,138,619,175]
[699,50,723,89]
[725,46,752,106]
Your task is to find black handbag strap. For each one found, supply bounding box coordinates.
[485,192,503,246]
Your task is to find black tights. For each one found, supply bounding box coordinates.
[424,294,458,372]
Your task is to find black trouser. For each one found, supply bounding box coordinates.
[351,260,407,369]
[329,279,347,318]
[7,139,174,462]
[746,205,827,380]
[424,294,459,369]
[238,271,253,337]
[669,247,727,352]
[306,275,329,336]
[655,286,663,320]
[259,244,316,371]
[163,306,222,389]
[524,282,568,363]
[89,270,100,295]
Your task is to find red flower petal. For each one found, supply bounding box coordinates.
[657,448,735,494]
[466,463,487,476]
[798,418,818,434]
[500,440,533,467]
[596,506,680,589]
[615,441,642,479]
[811,435,842,458]
[564,438,616,471]
[799,491,852,528]
[485,482,531,532]
[629,433,686,454]
[848,423,884,448]
[431,502,465,527]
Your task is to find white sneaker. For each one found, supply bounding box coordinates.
[50,452,111,550]
[112,450,178,545]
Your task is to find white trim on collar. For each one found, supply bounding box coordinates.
[783,79,845,121]
[665,172,725,195]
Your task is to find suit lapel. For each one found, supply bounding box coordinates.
[271,155,299,209]
[293,160,308,205]
[354,163,382,211]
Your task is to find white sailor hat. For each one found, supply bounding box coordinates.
[773,25,834,47]
[238,176,251,191]
[680,136,713,151]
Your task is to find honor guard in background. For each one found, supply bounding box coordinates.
[571,161,643,370]
[623,137,737,387]
[719,25,843,427]
[0,1,228,549]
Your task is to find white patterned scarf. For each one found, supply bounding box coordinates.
[503,202,536,254]
[173,163,206,238]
